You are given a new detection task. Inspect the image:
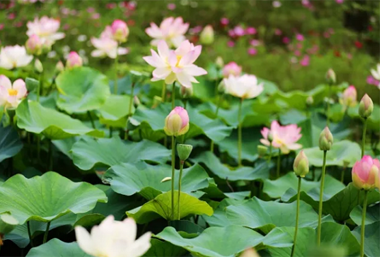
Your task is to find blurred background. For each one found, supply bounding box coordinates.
[0,0,379,98]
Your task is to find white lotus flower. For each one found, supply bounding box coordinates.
[224,74,264,99]
[90,36,128,59]
[145,17,189,47]
[26,16,65,44]
[0,45,33,70]
[370,63,380,81]
[0,75,27,109]
[75,216,151,257]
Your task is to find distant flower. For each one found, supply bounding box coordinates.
[370,63,380,81]
[260,121,302,154]
[273,1,281,7]
[233,26,245,37]
[300,55,310,66]
[143,40,207,88]
[167,3,176,10]
[199,25,214,45]
[87,7,95,13]
[250,39,260,46]
[248,48,257,56]
[92,13,100,19]
[336,0,344,3]
[75,216,151,257]
[296,34,304,41]
[145,17,189,47]
[66,51,83,68]
[111,19,129,42]
[352,156,379,190]
[227,41,235,47]
[91,36,128,58]
[26,16,65,45]
[224,74,264,99]
[354,41,363,49]
[340,85,357,107]
[0,75,27,109]
[245,27,256,35]
[282,37,290,44]
[222,62,242,78]
[220,17,229,27]
[367,75,380,89]
[274,29,282,35]
[0,45,33,69]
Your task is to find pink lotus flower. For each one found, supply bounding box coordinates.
[336,0,344,3]
[26,16,65,45]
[352,156,380,190]
[91,36,128,59]
[248,48,257,56]
[300,55,310,66]
[143,40,207,88]
[340,85,357,107]
[296,34,304,41]
[224,74,264,99]
[111,19,129,42]
[282,37,290,44]
[0,45,33,69]
[25,34,43,55]
[222,62,242,78]
[164,106,190,136]
[0,75,27,109]
[367,75,380,89]
[167,3,176,10]
[227,41,235,47]
[145,17,189,47]
[370,63,380,81]
[66,51,83,68]
[260,121,302,154]
[220,18,229,27]
[246,27,256,35]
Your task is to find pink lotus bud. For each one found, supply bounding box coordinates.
[164,107,190,137]
[25,34,42,55]
[359,94,373,119]
[352,156,380,190]
[319,127,333,151]
[326,68,336,84]
[66,51,83,69]
[111,19,129,42]
[222,62,242,78]
[220,17,229,27]
[341,85,357,107]
[200,25,214,45]
[293,150,309,177]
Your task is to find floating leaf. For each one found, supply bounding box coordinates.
[352,221,380,257]
[321,222,360,256]
[26,238,91,257]
[0,124,23,162]
[350,203,380,226]
[97,94,134,128]
[143,238,187,257]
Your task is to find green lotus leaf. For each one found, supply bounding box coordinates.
[350,203,380,226]
[97,94,134,128]
[26,238,91,257]
[351,221,380,257]
[0,124,23,162]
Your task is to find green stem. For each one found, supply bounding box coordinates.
[43,221,50,244]
[210,94,224,152]
[161,81,166,102]
[362,118,367,158]
[128,83,135,117]
[87,111,95,129]
[178,160,184,220]
[268,142,272,163]
[37,135,41,162]
[340,167,345,183]
[48,141,53,171]
[317,150,327,246]
[326,84,331,126]
[238,99,243,166]
[171,136,176,220]
[114,48,119,94]
[171,82,176,109]
[290,176,302,257]
[360,190,368,257]
[109,127,113,138]
[37,73,42,102]
[276,150,281,178]
[27,221,34,247]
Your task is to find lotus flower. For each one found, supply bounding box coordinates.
[145,17,189,47]
[91,36,128,59]
[340,85,357,108]
[75,216,151,257]
[111,19,129,42]
[25,34,43,55]
[143,40,207,88]
[26,16,65,44]
[0,75,27,109]
[66,51,83,68]
[352,156,380,190]
[164,106,190,137]
[224,74,264,99]
[370,64,380,87]
[260,121,302,154]
[0,45,33,69]
[222,62,242,78]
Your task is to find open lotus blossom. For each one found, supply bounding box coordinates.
[370,64,380,87]
[75,216,151,257]
[143,40,207,88]
[352,156,380,190]
[260,121,302,154]
[0,75,27,109]
[91,36,128,59]
[0,45,33,69]
[145,17,189,47]
[224,74,264,99]
[340,85,357,108]
[26,16,65,45]
[222,62,242,78]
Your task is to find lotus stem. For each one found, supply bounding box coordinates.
[87,111,95,129]
[171,82,175,109]
[268,142,272,163]
[178,160,184,220]
[238,98,243,166]
[360,190,368,257]
[317,150,327,245]
[27,221,34,247]
[43,221,50,244]
[326,84,331,126]
[210,93,224,153]
[128,83,135,117]
[290,176,302,257]
[171,136,176,220]
[114,47,118,94]
[161,81,166,102]
[361,118,367,158]
[276,150,281,178]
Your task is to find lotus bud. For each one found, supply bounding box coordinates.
[293,150,309,177]
[55,61,65,73]
[319,127,333,151]
[181,85,193,98]
[34,58,43,73]
[177,144,193,161]
[215,56,224,68]
[257,145,268,157]
[359,94,373,119]
[340,85,357,107]
[352,156,380,190]
[222,62,242,78]
[306,96,314,106]
[267,131,273,143]
[66,51,83,69]
[326,68,336,85]
[133,95,141,106]
[200,25,214,45]
[25,34,42,55]
[164,106,190,137]
[111,19,129,42]
[240,248,260,257]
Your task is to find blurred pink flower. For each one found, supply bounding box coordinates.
[189,26,203,35]
[87,7,95,13]
[0,75,27,109]
[248,48,257,56]
[0,45,33,69]
[300,55,310,66]
[146,17,189,47]
[274,29,282,35]
[167,3,176,10]
[91,36,128,59]
[222,62,242,78]
[296,43,303,49]
[233,26,245,37]
[27,16,65,45]
[111,19,129,42]
[106,3,117,9]
[25,34,43,55]
[367,75,380,88]
[8,13,15,20]
[250,39,260,46]
[294,50,301,56]
[143,40,207,88]
[92,13,100,19]
[66,51,83,68]
[352,156,379,190]
[220,17,229,27]
[323,32,330,38]
[336,0,344,3]
[227,41,235,47]
[260,121,302,154]
[340,85,357,107]
[273,1,281,7]
[282,37,290,44]
[246,27,256,35]
[296,33,304,41]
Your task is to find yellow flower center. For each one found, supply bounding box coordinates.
[273,136,284,146]
[176,55,182,67]
[8,89,18,96]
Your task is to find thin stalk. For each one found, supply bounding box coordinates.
[128,83,135,117]
[290,176,302,257]
[37,135,41,162]
[114,48,119,94]
[326,84,331,126]
[360,190,368,257]
[317,150,327,246]
[361,118,367,158]
[48,141,53,171]
[171,136,176,220]
[210,94,224,152]
[276,150,281,178]
[43,221,50,244]
[177,160,184,220]
[27,221,34,247]
[268,142,272,163]
[171,82,176,109]
[161,81,166,102]
[340,167,346,183]
[87,111,95,129]
[37,72,42,102]
[109,127,113,138]
[237,99,243,166]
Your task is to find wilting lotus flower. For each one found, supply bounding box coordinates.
[260,121,302,154]
[224,74,264,99]
[145,17,189,47]
[164,106,189,137]
[352,156,380,190]
[91,36,128,59]
[66,51,83,68]
[222,62,242,78]
[75,216,151,257]
[0,75,27,109]
[26,16,65,44]
[0,45,33,69]
[143,40,207,88]
[340,85,357,108]
[111,19,129,42]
